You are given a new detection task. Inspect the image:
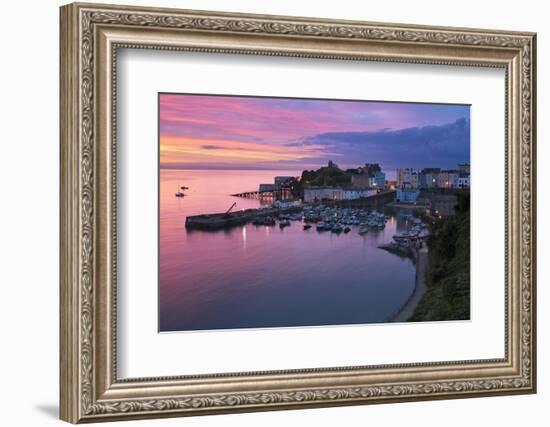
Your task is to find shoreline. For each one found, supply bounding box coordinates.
[381,245,429,322]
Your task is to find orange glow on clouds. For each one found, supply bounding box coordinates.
[160,135,328,166]
[159,93,470,170]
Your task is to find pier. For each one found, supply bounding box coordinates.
[185,205,302,230]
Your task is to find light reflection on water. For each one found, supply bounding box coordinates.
[159,169,415,332]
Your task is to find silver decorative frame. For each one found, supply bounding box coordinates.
[60,2,536,423]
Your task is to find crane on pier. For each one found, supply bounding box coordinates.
[223,202,237,218]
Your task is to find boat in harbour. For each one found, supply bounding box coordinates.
[252,216,276,226]
[331,224,343,233]
[279,219,291,228]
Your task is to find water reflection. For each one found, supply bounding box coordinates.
[159,169,415,332]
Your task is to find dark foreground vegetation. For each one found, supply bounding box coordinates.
[409,191,470,321]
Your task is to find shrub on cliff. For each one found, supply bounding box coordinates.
[409,190,470,321]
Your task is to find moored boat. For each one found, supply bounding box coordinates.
[252,216,276,226]
[331,224,343,233]
[279,219,291,228]
[264,217,276,226]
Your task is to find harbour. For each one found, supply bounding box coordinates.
[161,160,468,331]
[159,168,419,332]
[185,190,396,230]
[158,94,471,332]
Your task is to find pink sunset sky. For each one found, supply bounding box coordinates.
[159,93,470,171]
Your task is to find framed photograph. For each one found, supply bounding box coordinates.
[60,2,537,423]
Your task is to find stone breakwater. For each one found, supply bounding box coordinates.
[185,206,302,230]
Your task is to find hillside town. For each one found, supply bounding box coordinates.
[247,160,470,218]
[183,160,471,323]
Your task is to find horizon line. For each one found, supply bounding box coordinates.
[159,164,468,172]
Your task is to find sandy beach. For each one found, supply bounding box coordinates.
[390,246,429,322]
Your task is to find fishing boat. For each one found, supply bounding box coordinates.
[303,224,312,230]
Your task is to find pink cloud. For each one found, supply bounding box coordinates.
[159,93,469,169]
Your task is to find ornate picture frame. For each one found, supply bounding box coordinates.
[60,2,536,423]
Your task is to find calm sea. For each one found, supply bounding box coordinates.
[159,169,415,332]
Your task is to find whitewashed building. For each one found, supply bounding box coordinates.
[437,170,460,188]
[303,187,343,202]
[396,188,420,203]
[396,168,418,189]
[273,199,302,208]
[458,175,470,189]
[419,168,441,188]
[303,187,376,203]
[342,188,377,200]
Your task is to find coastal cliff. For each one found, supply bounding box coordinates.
[408,191,470,321]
